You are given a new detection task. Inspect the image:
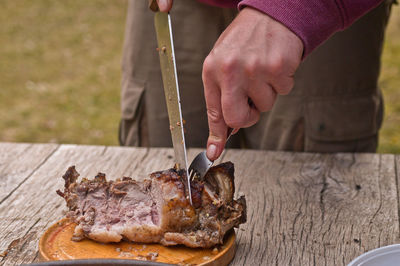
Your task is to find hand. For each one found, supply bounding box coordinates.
[156,0,173,12]
[203,7,303,161]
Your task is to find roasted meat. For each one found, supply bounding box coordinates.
[56,162,246,248]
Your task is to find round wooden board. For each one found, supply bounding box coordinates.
[39,219,236,265]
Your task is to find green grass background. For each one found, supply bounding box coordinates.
[0,1,399,152]
[0,0,125,145]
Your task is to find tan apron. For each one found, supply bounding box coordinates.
[120,0,393,153]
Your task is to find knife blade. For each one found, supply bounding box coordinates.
[152,9,193,205]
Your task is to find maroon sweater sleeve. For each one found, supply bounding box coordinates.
[197,0,384,57]
[197,0,240,8]
[238,0,384,56]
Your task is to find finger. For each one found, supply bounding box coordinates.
[221,86,260,129]
[271,75,294,95]
[247,82,277,112]
[203,73,228,161]
[231,128,240,135]
[156,0,173,12]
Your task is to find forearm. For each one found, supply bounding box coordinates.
[238,0,384,57]
[198,0,384,57]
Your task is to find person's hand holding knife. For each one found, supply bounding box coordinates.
[154,0,304,161]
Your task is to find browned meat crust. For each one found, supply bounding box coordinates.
[56,162,246,248]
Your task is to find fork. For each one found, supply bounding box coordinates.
[188,127,235,181]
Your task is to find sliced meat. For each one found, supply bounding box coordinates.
[57,162,246,248]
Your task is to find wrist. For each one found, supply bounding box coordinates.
[239,7,304,58]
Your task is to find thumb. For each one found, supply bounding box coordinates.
[156,0,173,12]
[204,81,228,161]
[207,126,229,161]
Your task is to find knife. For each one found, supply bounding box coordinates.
[149,0,193,205]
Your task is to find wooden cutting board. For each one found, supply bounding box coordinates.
[39,219,236,265]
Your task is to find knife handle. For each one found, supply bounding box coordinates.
[148,0,159,12]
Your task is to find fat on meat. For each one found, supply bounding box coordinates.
[56,162,246,248]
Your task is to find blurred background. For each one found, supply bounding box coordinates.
[0,1,399,152]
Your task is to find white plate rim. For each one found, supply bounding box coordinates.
[348,244,400,266]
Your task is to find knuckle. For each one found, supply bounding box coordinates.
[224,113,246,128]
[276,79,294,95]
[227,110,260,128]
[244,57,259,76]
[249,111,261,126]
[258,104,271,113]
[202,55,214,77]
[220,56,237,75]
[258,89,277,112]
[266,54,284,77]
[262,100,275,111]
[286,79,295,92]
[257,99,274,112]
[207,108,223,124]
[225,120,242,129]
[279,86,292,95]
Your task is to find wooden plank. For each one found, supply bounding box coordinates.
[225,151,400,266]
[0,145,212,265]
[0,143,59,205]
[1,145,398,265]
[0,144,146,265]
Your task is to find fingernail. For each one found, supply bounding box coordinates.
[207,144,217,160]
[158,0,167,11]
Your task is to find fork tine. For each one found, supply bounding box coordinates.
[189,169,194,181]
[188,129,236,184]
[189,151,214,181]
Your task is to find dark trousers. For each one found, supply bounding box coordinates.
[120,0,393,153]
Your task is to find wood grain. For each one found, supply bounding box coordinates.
[0,145,205,265]
[224,150,400,266]
[0,143,399,265]
[0,143,58,204]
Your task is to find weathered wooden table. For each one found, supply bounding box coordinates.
[0,142,399,265]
